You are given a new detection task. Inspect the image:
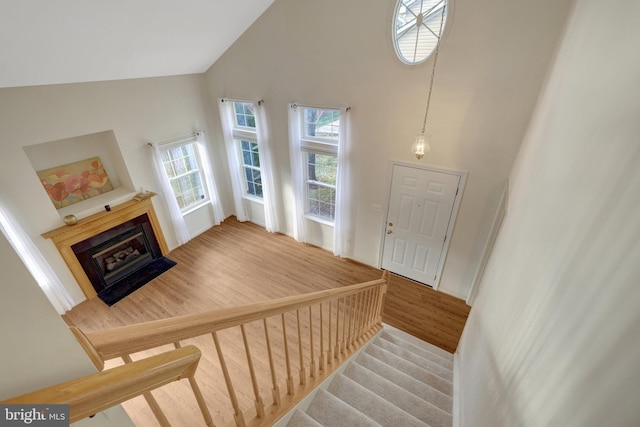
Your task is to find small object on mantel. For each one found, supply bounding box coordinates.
[134,191,156,201]
[63,214,78,225]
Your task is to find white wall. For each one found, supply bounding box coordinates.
[456,0,640,425]
[203,0,572,298]
[0,232,134,426]
[0,75,232,306]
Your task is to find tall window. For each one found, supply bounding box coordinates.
[300,107,341,222]
[232,102,263,199]
[160,140,208,211]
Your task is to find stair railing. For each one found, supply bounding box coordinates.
[72,271,388,427]
[0,345,213,426]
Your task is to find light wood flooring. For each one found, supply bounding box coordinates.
[62,217,470,425]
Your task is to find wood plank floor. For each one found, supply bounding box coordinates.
[63,217,470,426]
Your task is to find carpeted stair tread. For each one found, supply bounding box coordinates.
[286,410,324,427]
[305,388,382,427]
[355,351,452,413]
[365,344,452,396]
[381,327,453,361]
[343,362,452,427]
[374,337,452,382]
[327,374,429,427]
[378,331,454,370]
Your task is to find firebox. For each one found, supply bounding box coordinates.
[71,214,163,294]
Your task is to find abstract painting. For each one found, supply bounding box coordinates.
[37,157,114,209]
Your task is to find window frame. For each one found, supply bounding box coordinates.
[159,138,210,215]
[392,0,448,66]
[231,101,264,203]
[297,106,341,224]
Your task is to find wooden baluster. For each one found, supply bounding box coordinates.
[335,298,341,358]
[296,309,306,385]
[343,296,350,353]
[211,332,246,427]
[240,324,265,419]
[319,302,325,374]
[378,281,388,324]
[372,287,380,328]
[263,318,281,407]
[308,305,316,378]
[121,354,171,427]
[365,288,375,333]
[354,291,362,344]
[281,314,294,395]
[327,300,333,367]
[360,289,369,335]
[347,294,355,351]
[362,290,369,338]
[373,286,382,327]
[172,341,215,426]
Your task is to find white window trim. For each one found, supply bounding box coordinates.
[231,107,264,202]
[296,106,341,224]
[236,140,265,204]
[158,137,211,215]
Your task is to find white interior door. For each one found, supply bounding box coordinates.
[382,164,461,286]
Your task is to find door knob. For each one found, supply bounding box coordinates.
[388,222,393,226]
[387,230,393,234]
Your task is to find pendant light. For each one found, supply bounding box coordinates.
[412,3,447,159]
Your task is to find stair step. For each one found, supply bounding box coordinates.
[327,374,429,427]
[286,410,324,427]
[374,337,453,382]
[381,326,453,361]
[365,344,452,396]
[344,362,452,427]
[355,351,452,413]
[305,388,382,427]
[379,331,454,370]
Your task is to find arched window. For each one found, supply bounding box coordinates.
[392,0,448,65]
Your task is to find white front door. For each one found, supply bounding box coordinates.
[382,164,461,286]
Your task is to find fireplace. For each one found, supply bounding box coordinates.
[71,214,162,294]
[42,195,172,302]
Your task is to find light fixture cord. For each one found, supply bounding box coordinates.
[421,4,447,136]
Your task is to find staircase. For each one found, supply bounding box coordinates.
[282,325,454,427]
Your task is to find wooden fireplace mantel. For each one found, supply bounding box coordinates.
[42,194,169,299]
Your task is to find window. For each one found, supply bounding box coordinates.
[300,107,341,222]
[392,0,448,65]
[160,140,208,211]
[232,102,263,199]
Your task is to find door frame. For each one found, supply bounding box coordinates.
[378,160,468,290]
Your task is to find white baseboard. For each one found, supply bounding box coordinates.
[453,351,462,427]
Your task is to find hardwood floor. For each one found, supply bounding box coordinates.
[383,275,471,353]
[62,217,470,426]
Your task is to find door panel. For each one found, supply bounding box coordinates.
[382,165,460,285]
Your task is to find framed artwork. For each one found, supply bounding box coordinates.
[37,157,114,209]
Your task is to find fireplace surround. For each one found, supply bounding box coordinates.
[42,195,169,299]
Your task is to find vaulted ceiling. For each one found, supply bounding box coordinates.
[0,0,274,89]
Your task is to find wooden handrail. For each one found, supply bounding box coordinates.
[1,346,206,424]
[84,277,387,360]
[69,272,389,426]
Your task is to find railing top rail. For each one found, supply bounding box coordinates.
[86,276,388,360]
[1,346,201,423]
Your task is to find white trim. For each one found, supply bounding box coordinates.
[156,133,197,149]
[453,351,462,427]
[391,0,453,66]
[378,160,468,290]
[466,179,509,305]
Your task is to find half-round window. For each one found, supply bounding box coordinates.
[392,0,448,65]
